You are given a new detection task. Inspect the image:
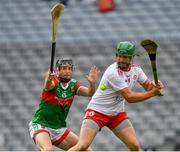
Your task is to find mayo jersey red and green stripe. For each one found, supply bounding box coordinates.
[32,77,81,129]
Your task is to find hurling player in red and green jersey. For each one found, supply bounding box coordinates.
[29,58,99,151]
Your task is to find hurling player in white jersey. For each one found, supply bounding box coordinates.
[68,41,164,151]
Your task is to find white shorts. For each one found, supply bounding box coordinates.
[29,121,70,145]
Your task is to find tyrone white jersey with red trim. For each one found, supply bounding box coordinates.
[87,62,148,116]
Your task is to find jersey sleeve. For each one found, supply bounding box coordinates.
[107,71,128,91]
[136,67,148,84]
[75,81,81,93]
[52,77,59,87]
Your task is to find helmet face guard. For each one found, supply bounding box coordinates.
[116,41,135,56]
[55,58,74,83]
[56,58,74,69]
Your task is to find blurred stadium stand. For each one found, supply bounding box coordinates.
[0,0,180,150]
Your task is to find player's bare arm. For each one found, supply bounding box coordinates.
[141,79,154,91]
[44,70,55,91]
[141,79,164,95]
[77,66,100,96]
[119,84,163,103]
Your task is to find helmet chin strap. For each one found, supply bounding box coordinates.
[59,77,71,83]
